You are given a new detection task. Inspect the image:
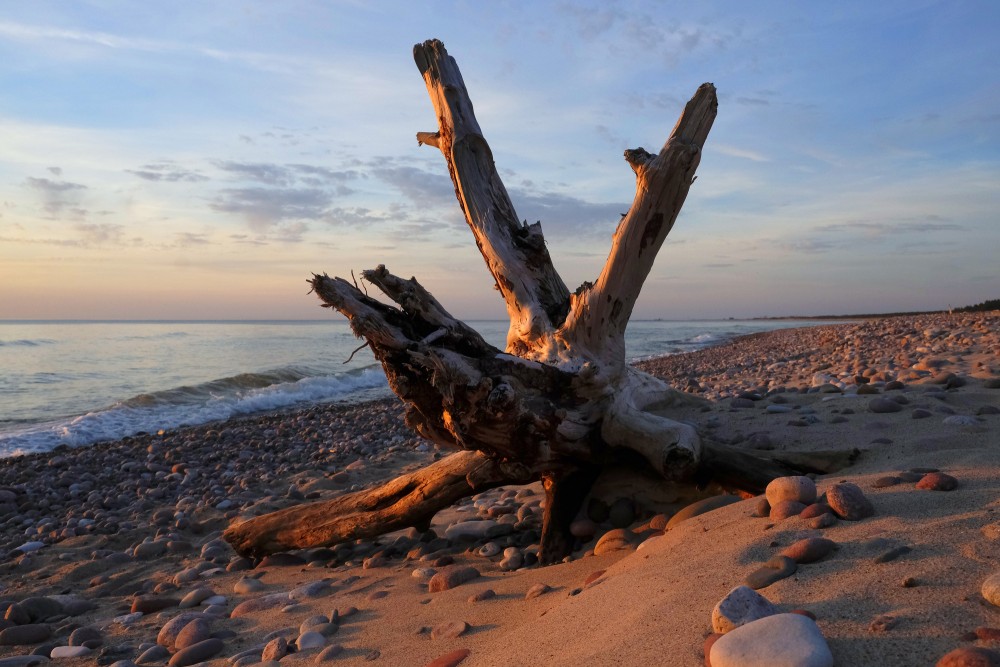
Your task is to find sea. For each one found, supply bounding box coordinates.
[0,319,833,458]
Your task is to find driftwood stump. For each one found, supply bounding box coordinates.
[224,39,824,563]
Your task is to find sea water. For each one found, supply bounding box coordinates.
[0,319,831,457]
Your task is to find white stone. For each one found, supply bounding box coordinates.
[444,520,497,541]
[49,647,92,658]
[296,631,326,650]
[712,585,779,634]
[982,572,1000,606]
[711,613,833,667]
[15,541,45,553]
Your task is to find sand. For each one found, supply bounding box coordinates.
[0,311,998,667]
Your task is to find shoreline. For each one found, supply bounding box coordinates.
[0,310,997,666]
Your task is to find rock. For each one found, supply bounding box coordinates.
[178,588,215,609]
[666,495,741,529]
[608,498,636,528]
[49,647,91,658]
[67,627,101,647]
[874,545,912,563]
[798,503,831,519]
[569,519,597,539]
[444,520,496,541]
[296,631,326,650]
[174,618,212,650]
[0,625,51,646]
[167,638,224,667]
[648,514,670,531]
[261,637,288,662]
[428,566,480,593]
[423,649,471,667]
[430,621,469,640]
[916,472,959,491]
[0,658,48,667]
[936,647,1000,667]
[769,500,806,521]
[743,556,797,590]
[780,538,836,564]
[710,613,833,667]
[872,476,901,488]
[315,645,344,663]
[826,482,875,520]
[943,415,987,432]
[808,513,836,529]
[766,476,817,506]
[753,497,770,518]
[869,398,903,414]
[230,593,289,617]
[136,645,170,665]
[525,584,552,600]
[468,589,496,603]
[593,529,638,555]
[912,409,932,419]
[156,613,204,648]
[289,580,334,600]
[982,573,1000,607]
[131,597,179,614]
[711,586,779,634]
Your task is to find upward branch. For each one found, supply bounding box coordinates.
[562,83,718,369]
[413,39,571,356]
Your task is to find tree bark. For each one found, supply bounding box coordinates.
[223,39,829,564]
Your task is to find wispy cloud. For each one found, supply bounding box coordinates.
[23,177,87,217]
[713,144,770,162]
[127,163,208,183]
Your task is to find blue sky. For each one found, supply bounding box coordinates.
[1,1,997,320]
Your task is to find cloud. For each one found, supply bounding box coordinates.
[23,177,87,217]
[127,163,209,182]
[75,223,124,245]
[713,144,770,162]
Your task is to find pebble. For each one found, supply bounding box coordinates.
[168,638,224,667]
[49,646,91,658]
[156,613,204,648]
[743,556,797,590]
[0,659,48,667]
[667,495,742,529]
[916,472,959,491]
[869,398,903,414]
[569,519,597,539]
[943,416,987,432]
[315,645,344,663]
[468,590,496,603]
[231,594,290,617]
[423,649,471,667]
[174,618,212,650]
[981,573,1000,607]
[769,501,806,521]
[428,566,480,593]
[874,545,912,563]
[261,637,288,662]
[131,597,179,614]
[709,613,833,667]
[136,645,170,664]
[799,503,831,519]
[936,647,1000,666]
[0,625,51,646]
[593,529,638,555]
[826,482,875,520]
[430,621,469,640]
[766,476,817,506]
[780,538,836,564]
[872,475,901,488]
[444,520,496,541]
[525,583,552,599]
[296,631,326,650]
[178,588,215,608]
[711,586,778,634]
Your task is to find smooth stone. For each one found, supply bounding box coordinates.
[569,519,597,539]
[711,586,779,634]
[871,476,901,488]
[178,588,215,609]
[936,647,1000,667]
[230,594,289,617]
[258,553,306,568]
[766,404,793,413]
[48,647,90,658]
[261,637,288,662]
[428,566,480,593]
[826,482,875,520]
[666,495,741,529]
[593,529,638,555]
[131,597,179,614]
[468,589,496,603]
[780,538,836,564]
[423,649,471,667]
[916,472,959,491]
[943,415,987,432]
[743,556,797,590]
[912,409,932,419]
[869,398,903,413]
[296,631,326,650]
[314,645,344,663]
[798,503,831,519]
[430,621,469,640]
[0,658,48,667]
[478,542,500,558]
[412,568,436,581]
[443,520,496,541]
[168,638,224,667]
[524,583,552,600]
[769,500,806,521]
[174,618,212,650]
[981,572,1000,607]
[136,645,170,665]
[766,476,817,506]
[710,613,833,667]
[156,613,204,648]
[67,627,101,647]
[289,581,333,600]
[808,513,836,529]
[0,625,51,646]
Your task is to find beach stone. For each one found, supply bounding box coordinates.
[423,649,471,667]
[133,540,169,559]
[258,553,306,568]
[156,613,204,648]
[49,646,91,658]
[0,625,51,646]
[976,628,1000,642]
[608,498,635,528]
[979,406,1000,416]
[569,519,597,539]
[799,503,831,519]
[944,415,986,432]
[296,631,326,650]
[290,580,334,600]
[0,658,48,667]
[444,520,496,541]
[753,497,770,518]
[261,637,288,662]
[67,627,101,648]
[667,495,741,529]
[174,618,212,650]
[430,621,469,640]
[912,409,932,419]
[648,514,670,531]
[781,538,836,564]
[14,599,62,623]
[593,528,638,555]
[315,645,344,663]
[478,542,501,557]
[869,398,903,413]
[468,589,496,603]
[826,482,874,520]
[936,647,1000,667]
[916,472,959,491]
[231,593,289,617]
[766,476,817,506]
[168,638,223,667]
[769,500,806,521]
[743,556,797,590]
[178,588,215,608]
[135,645,170,665]
[872,476,901,488]
[711,586,779,634]
[131,596,179,614]
[981,573,1000,607]
[710,613,833,667]
[428,566,480,593]
[985,379,1000,389]
[525,584,552,600]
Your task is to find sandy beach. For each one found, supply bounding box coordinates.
[1,310,999,667]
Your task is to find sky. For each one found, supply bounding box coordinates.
[1,1,998,321]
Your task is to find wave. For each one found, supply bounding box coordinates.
[0,338,56,347]
[0,366,389,457]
